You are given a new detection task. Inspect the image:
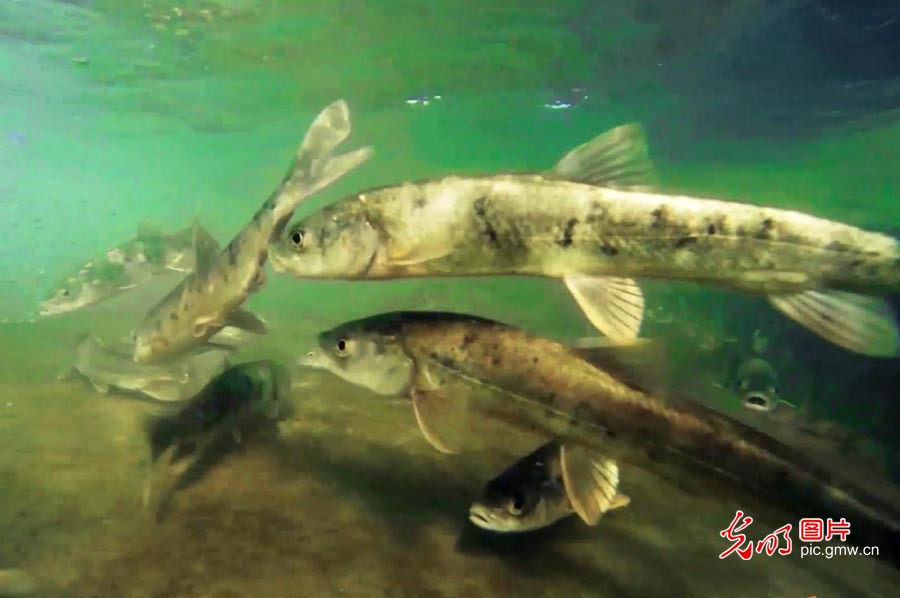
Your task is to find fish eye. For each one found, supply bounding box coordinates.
[334,337,355,356]
[507,493,525,516]
[289,229,305,249]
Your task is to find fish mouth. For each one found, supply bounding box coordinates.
[468,505,497,530]
[742,391,778,412]
[297,349,326,369]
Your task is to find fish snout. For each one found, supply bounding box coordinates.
[468,504,500,531]
[297,349,323,368]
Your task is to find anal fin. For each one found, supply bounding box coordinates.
[410,362,469,454]
[564,275,644,341]
[768,290,900,357]
[559,444,622,526]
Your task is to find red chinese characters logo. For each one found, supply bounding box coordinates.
[798,517,851,542]
[719,510,792,559]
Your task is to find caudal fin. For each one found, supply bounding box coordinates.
[273,100,374,220]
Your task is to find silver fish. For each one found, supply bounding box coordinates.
[271,124,900,357]
[133,100,372,363]
[38,222,214,317]
[299,311,900,550]
[63,334,229,402]
[470,440,630,533]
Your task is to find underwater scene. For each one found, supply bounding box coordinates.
[2,1,900,596]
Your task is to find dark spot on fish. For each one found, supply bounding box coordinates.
[183,302,190,312]
[650,205,669,228]
[492,356,502,366]
[223,273,229,283]
[413,195,426,208]
[825,240,850,252]
[429,352,438,360]
[606,429,617,439]
[169,313,178,322]
[586,202,607,223]
[568,417,580,427]
[473,196,501,247]
[556,218,578,248]
[474,197,487,218]
[821,312,835,324]
[461,333,476,348]
[600,243,619,256]
[756,218,776,240]
[532,357,539,364]
[674,236,698,249]
[227,241,239,266]
[706,223,717,235]
[258,252,267,266]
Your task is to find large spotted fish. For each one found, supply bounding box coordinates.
[133,100,372,363]
[270,124,900,357]
[299,310,900,558]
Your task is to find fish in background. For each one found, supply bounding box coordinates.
[59,334,231,402]
[142,360,292,509]
[271,122,900,358]
[132,100,373,364]
[469,440,630,533]
[38,222,217,316]
[299,311,900,557]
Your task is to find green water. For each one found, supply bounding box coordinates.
[1,1,900,596]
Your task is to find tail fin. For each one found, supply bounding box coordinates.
[273,99,374,220]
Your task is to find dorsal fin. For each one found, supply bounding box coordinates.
[548,123,656,191]
[192,224,220,278]
[570,337,669,399]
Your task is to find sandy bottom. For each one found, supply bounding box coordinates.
[1,298,899,598]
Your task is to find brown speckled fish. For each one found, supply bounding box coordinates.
[271,124,900,357]
[133,100,372,363]
[299,311,900,553]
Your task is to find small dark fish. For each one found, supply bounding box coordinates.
[470,440,630,533]
[144,359,291,466]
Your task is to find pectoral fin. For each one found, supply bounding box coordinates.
[609,492,631,510]
[558,444,623,526]
[409,362,469,455]
[564,275,645,341]
[769,290,900,357]
[548,123,656,191]
[225,309,268,335]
